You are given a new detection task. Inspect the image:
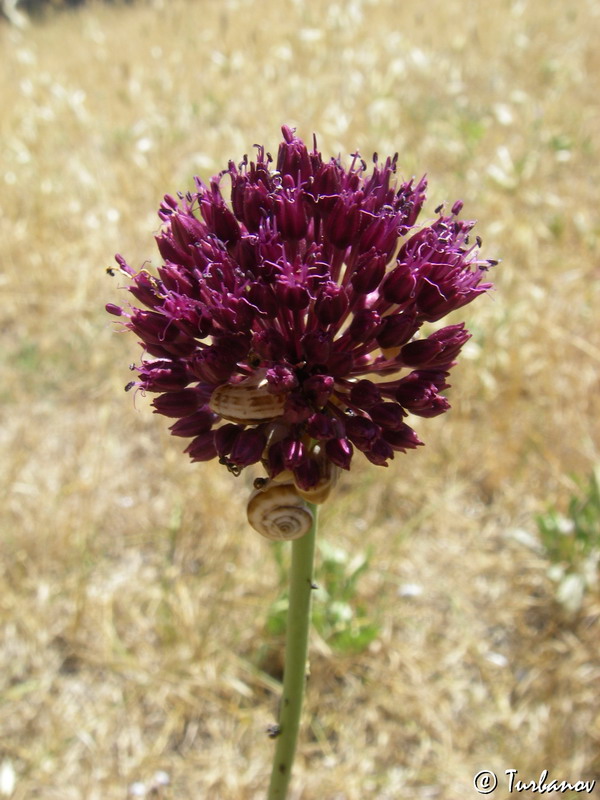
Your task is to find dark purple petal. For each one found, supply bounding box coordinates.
[252,329,288,361]
[283,391,312,423]
[326,351,354,377]
[275,194,308,240]
[376,312,419,350]
[230,428,267,467]
[301,330,332,364]
[190,348,237,384]
[185,431,218,462]
[323,196,361,250]
[381,263,416,305]
[275,280,310,310]
[305,412,338,440]
[202,199,241,244]
[394,369,452,417]
[383,424,423,451]
[350,251,387,294]
[314,282,349,326]
[279,437,306,468]
[169,407,216,437]
[364,437,394,466]
[214,423,242,456]
[345,309,381,343]
[293,457,321,490]
[138,359,190,392]
[400,338,444,367]
[358,215,399,258]
[369,402,406,431]
[277,126,313,183]
[344,415,381,451]
[426,324,470,364]
[247,282,278,317]
[266,365,299,393]
[302,374,334,408]
[325,437,353,470]
[349,379,382,408]
[152,389,203,418]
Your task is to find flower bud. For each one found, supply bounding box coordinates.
[214,423,242,456]
[202,198,241,244]
[344,415,381,451]
[280,437,306,468]
[301,330,332,364]
[275,280,310,310]
[138,359,189,392]
[185,431,218,462]
[253,329,288,361]
[266,365,299,393]
[305,412,338,440]
[314,282,349,326]
[346,309,381,343]
[230,428,267,467]
[275,194,308,240]
[169,407,215,437]
[394,371,451,417]
[293,457,321,490]
[376,312,419,349]
[283,391,312,423]
[351,251,387,294]
[247,282,278,318]
[323,196,361,249]
[326,351,354,377]
[400,338,443,367]
[349,379,382,408]
[358,216,398,257]
[369,402,406,431]
[425,324,470,365]
[277,126,313,183]
[152,389,202,418]
[382,424,423,451]
[325,437,353,470]
[302,374,334,408]
[381,263,416,305]
[364,437,394,466]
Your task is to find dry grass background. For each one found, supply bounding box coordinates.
[1,0,600,798]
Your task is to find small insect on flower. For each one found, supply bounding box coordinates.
[107,125,494,538]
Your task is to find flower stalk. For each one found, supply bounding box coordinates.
[267,503,318,800]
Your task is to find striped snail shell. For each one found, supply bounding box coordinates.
[210,374,286,425]
[247,482,314,541]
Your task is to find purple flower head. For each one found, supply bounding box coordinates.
[108,126,493,498]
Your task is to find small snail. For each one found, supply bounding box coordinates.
[210,374,285,425]
[247,482,314,541]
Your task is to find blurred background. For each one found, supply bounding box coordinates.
[1,0,599,798]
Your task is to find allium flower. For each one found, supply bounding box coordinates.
[107,125,493,505]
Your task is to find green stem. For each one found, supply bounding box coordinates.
[267,503,318,800]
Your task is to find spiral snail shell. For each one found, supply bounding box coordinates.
[247,482,314,541]
[210,376,286,425]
